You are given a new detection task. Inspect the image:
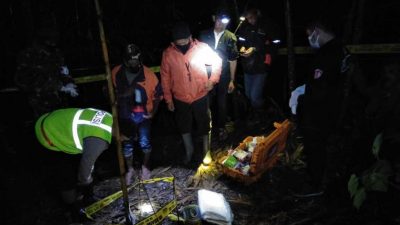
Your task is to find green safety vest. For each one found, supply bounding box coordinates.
[35,108,113,154]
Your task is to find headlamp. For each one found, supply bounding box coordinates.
[272,39,281,44]
[221,16,230,24]
[217,14,230,24]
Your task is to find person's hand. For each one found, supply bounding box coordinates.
[143,111,154,119]
[205,80,214,91]
[60,83,79,97]
[120,134,130,141]
[167,101,175,111]
[228,80,235,93]
[240,47,255,58]
[289,84,306,115]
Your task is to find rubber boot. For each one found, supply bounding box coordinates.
[202,134,210,157]
[124,155,135,185]
[141,152,151,180]
[182,133,194,165]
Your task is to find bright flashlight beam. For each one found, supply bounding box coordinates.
[139,203,154,215]
[221,18,230,24]
[272,39,281,44]
[238,37,246,41]
[203,150,212,165]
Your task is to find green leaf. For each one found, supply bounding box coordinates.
[372,133,383,159]
[362,172,389,192]
[373,160,393,176]
[353,187,366,210]
[348,174,359,198]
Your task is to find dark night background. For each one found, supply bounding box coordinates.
[1,0,399,105]
[1,0,400,225]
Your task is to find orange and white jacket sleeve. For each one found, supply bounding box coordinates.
[160,51,173,104]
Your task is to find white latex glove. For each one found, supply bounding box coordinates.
[60,83,79,97]
[60,66,70,76]
[289,84,306,115]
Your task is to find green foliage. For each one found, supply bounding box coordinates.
[362,160,392,192]
[348,174,366,210]
[353,187,366,210]
[372,133,383,159]
[284,143,306,170]
[347,133,393,210]
[348,174,359,198]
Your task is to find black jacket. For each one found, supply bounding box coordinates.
[199,29,239,78]
[236,21,269,74]
[302,38,348,132]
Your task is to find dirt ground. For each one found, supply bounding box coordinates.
[1,102,399,225]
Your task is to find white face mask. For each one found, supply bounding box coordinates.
[308,30,320,49]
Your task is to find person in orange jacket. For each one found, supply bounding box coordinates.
[160,21,222,165]
[112,44,162,183]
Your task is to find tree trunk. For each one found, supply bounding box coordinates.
[343,0,366,44]
[284,0,296,95]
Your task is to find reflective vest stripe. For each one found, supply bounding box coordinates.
[76,120,112,133]
[72,109,84,150]
[72,109,113,150]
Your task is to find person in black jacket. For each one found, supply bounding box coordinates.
[237,8,271,122]
[290,21,349,197]
[199,10,239,141]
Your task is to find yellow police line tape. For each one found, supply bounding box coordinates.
[73,43,400,84]
[278,43,400,55]
[82,176,177,225]
[73,66,160,84]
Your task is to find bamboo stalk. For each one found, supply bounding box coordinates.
[93,0,132,224]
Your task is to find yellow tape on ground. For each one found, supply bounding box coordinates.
[83,182,139,219]
[83,177,175,219]
[140,177,174,184]
[135,200,177,225]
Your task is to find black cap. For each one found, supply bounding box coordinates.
[123,44,141,62]
[171,22,191,40]
[215,9,230,19]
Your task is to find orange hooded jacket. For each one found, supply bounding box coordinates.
[112,65,161,114]
[160,39,222,104]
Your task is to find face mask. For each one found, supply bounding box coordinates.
[125,59,141,73]
[176,44,190,54]
[127,66,140,73]
[308,30,320,49]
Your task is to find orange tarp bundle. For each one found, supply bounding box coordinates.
[218,119,293,184]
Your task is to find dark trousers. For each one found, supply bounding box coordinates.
[303,127,329,189]
[209,75,230,129]
[174,96,210,135]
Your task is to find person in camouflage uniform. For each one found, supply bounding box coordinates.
[14,27,78,119]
